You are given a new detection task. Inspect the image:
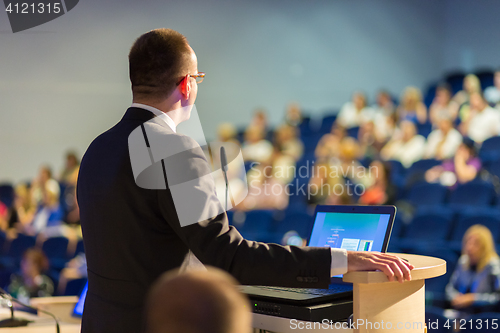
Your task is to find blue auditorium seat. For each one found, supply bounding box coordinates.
[400,213,452,250]
[445,71,465,95]
[448,209,500,252]
[417,122,433,138]
[298,116,313,136]
[406,182,447,207]
[74,239,85,257]
[0,235,36,268]
[42,236,70,270]
[237,210,274,242]
[0,184,15,208]
[475,69,495,91]
[346,126,360,138]
[318,114,337,134]
[448,181,496,208]
[424,83,437,108]
[479,136,500,162]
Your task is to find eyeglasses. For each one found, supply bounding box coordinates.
[189,72,205,84]
[178,72,205,85]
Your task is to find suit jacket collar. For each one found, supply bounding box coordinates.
[122,107,157,122]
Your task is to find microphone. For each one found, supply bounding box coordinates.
[220,146,229,212]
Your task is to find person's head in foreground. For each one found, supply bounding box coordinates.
[462,224,498,271]
[144,268,252,333]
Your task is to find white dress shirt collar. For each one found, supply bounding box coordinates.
[131,103,177,133]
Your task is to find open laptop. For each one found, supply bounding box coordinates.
[240,205,396,306]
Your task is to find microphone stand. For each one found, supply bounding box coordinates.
[0,295,32,327]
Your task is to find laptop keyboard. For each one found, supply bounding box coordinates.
[259,285,352,296]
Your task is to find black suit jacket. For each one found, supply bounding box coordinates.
[77,107,331,333]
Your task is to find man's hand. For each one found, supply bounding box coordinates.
[451,293,475,309]
[347,251,414,283]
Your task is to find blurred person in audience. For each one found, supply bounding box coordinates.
[429,83,454,125]
[59,151,80,186]
[336,91,374,129]
[459,92,500,143]
[397,86,427,124]
[57,253,87,296]
[19,180,63,236]
[315,124,346,163]
[7,184,36,236]
[144,268,252,333]
[284,101,303,127]
[241,125,273,163]
[30,166,59,207]
[359,160,396,205]
[8,248,54,304]
[424,115,463,160]
[274,124,303,161]
[484,68,500,109]
[308,162,344,205]
[217,122,240,146]
[239,161,288,211]
[445,225,500,317]
[358,121,387,159]
[373,90,396,117]
[380,120,425,167]
[450,74,482,122]
[425,137,481,188]
[249,108,269,132]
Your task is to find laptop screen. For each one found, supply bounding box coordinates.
[72,282,88,317]
[309,212,391,251]
[308,206,395,279]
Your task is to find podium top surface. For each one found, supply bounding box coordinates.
[342,253,446,284]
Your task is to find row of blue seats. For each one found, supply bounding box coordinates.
[0,234,84,270]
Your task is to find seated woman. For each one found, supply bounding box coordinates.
[380,120,426,167]
[336,91,374,129]
[425,137,481,188]
[8,248,54,304]
[445,225,500,317]
[429,83,454,126]
[397,86,427,124]
[450,74,482,122]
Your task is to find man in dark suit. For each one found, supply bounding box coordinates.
[77,28,413,333]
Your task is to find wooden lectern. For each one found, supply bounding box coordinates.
[342,253,446,333]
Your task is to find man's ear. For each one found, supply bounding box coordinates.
[180,75,191,99]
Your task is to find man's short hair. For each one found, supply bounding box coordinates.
[129,28,192,100]
[144,268,251,333]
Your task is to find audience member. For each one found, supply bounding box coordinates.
[429,83,454,125]
[358,160,396,205]
[30,166,59,207]
[336,91,374,128]
[315,124,346,163]
[425,138,481,188]
[451,74,482,122]
[380,120,425,167]
[273,124,303,161]
[397,86,427,124]
[484,68,500,109]
[424,116,462,160]
[446,225,500,317]
[284,102,303,127]
[241,125,274,163]
[459,92,500,143]
[20,180,63,236]
[59,151,80,186]
[8,248,54,304]
[144,268,252,333]
[373,90,396,117]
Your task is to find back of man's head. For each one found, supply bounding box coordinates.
[129,28,192,101]
[144,268,251,333]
